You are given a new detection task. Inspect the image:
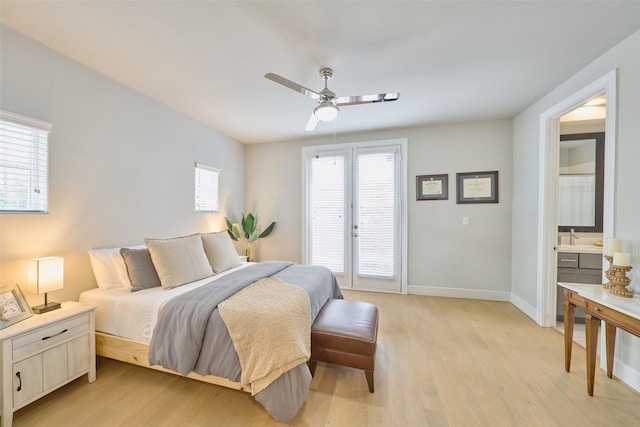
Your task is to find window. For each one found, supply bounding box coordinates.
[194,162,219,212]
[306,147,398,278]
[0,110,51,213]
[354,148,398,278]
[308,151,346,272]
[303,139,405,293]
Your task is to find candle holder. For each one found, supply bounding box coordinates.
[606,264,633,298]
[603,255,613,289]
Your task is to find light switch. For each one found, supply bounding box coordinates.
[462,216,470,226]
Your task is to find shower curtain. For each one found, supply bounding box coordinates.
[558,174,595,227]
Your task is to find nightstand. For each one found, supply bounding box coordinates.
[0,301,96,427]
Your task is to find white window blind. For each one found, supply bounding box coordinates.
[194,162,219,212]
[355,149,397,278]
[0,111,51,213]
[309,153,346,273]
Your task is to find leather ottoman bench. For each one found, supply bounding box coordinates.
[308,299,379,392]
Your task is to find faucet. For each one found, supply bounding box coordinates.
[569,228,578,245]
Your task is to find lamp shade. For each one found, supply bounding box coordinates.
[314,101,339,122]
[27,257,64,295]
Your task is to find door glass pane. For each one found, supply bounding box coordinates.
[355,149,396,278]
[309,153,345,272]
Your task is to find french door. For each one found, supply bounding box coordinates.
[303,140,406,293]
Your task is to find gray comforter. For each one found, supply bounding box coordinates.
[148,261,343,422]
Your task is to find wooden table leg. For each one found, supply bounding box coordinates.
[585,313,600,396]
[563,295,576,372]
[605,322,616,379]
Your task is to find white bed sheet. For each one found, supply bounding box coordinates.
[79,263,252,343]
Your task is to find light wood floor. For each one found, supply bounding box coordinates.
[12,290,640,426]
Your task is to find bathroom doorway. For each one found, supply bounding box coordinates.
[537,70,617,329]
[554,102,607,344]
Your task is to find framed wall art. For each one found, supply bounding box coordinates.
[0,284,33,329]
[456,171,499,204]
[416,174,448,201]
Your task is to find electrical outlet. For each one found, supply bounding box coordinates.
[462,216,469,226]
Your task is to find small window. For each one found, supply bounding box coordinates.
[0,110,51,213]
[194,162,219,213]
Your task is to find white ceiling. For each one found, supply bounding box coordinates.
[2,1,640,144]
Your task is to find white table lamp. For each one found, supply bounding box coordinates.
[27,257,63,314]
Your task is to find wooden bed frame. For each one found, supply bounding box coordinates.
[95,332,250,392]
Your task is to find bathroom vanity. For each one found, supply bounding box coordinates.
[556,244,604,321]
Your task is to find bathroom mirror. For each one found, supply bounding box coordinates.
[557,132,604,232]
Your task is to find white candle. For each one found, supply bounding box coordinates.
[613,252,631,267]
[607,238,622,256]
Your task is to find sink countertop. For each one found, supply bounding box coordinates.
[557,244,603,254]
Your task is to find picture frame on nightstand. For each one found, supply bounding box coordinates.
[0,283,33,329]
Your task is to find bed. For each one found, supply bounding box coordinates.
[79,232,343,422]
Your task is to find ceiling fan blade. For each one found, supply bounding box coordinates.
[265,73,321,100]
[336,92,400,107]
[305,112,319,131]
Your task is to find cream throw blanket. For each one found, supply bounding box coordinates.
[218,276,311,395]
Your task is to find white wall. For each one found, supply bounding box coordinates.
[512,29,640,387]
[0,25,245,304]
[245,120,513,299]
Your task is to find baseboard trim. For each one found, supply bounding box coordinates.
[608,332,640,394]
[408,285,511,302]
[510,292,540,325]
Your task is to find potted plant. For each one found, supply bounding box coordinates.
[225,212,276,262]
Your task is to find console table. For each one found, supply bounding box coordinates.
[560,282,640,396]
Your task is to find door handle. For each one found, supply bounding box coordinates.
[354,233,359,237]
[42,328,67,340]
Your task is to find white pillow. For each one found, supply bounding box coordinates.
[201,231,241,274]
[88,245,145,290]
[112,253,132,288]
[88,248,123,289]
[145,234,213,289]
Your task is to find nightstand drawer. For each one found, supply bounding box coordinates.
[12,314,89,360]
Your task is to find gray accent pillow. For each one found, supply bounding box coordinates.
[145,234,214,289]
[119,247,161,292]
[201,231,241,274]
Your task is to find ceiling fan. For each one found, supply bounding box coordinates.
[264,68,400,131]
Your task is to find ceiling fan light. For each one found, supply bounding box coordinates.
[314,101,339,121]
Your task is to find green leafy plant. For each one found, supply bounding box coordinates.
[225,212,276,261]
